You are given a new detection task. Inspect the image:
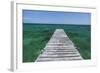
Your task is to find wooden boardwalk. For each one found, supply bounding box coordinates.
[36,29,83,62]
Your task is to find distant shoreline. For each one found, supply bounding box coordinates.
[23,23,90,26]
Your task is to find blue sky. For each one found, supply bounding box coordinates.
[23,10,91,25]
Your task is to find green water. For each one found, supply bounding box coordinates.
[23,23,91,62]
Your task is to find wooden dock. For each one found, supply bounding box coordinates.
[36,29,83,62]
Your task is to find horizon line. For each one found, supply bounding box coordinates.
[23,22,90,25]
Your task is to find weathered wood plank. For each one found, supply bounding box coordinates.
[36,29,83,62]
